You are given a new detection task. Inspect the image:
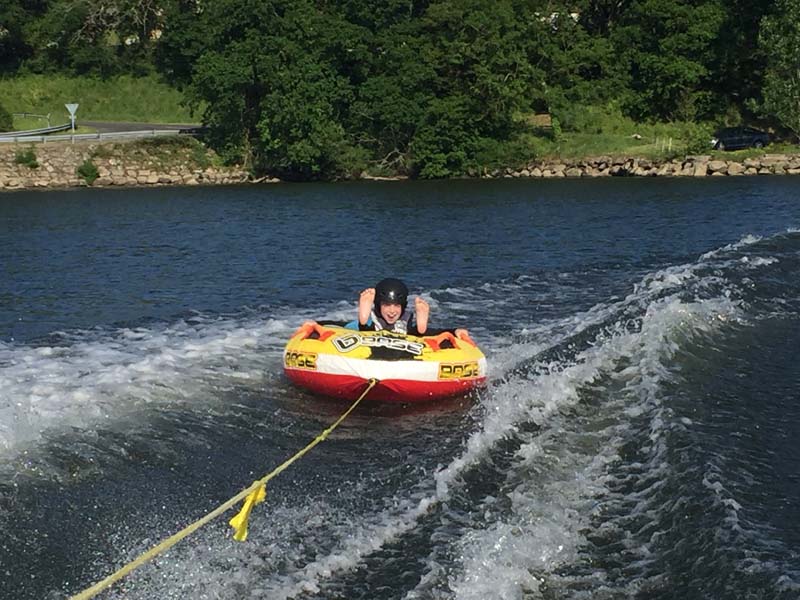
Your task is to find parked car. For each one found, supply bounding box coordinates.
[711,127,770,151]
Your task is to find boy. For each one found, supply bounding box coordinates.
[358,278,469,339]
[358,278,429,335]
[301,277,468,339]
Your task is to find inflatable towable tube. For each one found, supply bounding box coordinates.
[284,323,487,402]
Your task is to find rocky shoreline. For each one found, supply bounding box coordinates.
[0,140,255,190]
[1,141,799,191]
[483,153,800,179]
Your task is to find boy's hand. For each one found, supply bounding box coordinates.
[414,297,430,334]
[414,296,429,317]
[455,328,474,345]
[359,288,375,324]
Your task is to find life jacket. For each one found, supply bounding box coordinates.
[369,309,413,334]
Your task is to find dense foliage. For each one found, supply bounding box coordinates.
[1,0,794,178]
[759,0,800,140]
[0,101,12,131]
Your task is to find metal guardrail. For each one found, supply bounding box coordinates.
[0,129,190,144]
[1,123,73,138]
[12,112,52,126]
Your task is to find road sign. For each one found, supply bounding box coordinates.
[65,103,79,132]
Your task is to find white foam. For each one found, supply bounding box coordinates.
[741,256,778,267]
[104,493,438,600]
[699,233,762,261]
[0,315,296,461]
[437,293,740,597]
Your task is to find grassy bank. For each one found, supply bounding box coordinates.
[88,136,223,170]
[0,74,198,127]
[487,103,799,171]
[536,131,799,161]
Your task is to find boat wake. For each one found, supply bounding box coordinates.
[3,232,800,599]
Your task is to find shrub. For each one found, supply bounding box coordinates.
[187,139,212,169]
[14,148,39,168]
[683,123,714,155]
[553,105,590,133]
[0,103,11,132]
[76,159,99,184]
[409,96,475,178]
[472,135,539,171]
[551,117,563,143]
[90,145,113,159]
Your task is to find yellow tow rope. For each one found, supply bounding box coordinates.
[70,378,379,600]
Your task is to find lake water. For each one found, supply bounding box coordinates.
[1,177,799,599]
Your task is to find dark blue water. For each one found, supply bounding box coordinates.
[1,177,799,599]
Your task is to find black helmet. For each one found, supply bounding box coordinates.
[374,278,409,312]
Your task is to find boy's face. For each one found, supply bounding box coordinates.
[379,301,402,324]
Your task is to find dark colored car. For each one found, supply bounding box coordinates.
[711,126,770,151]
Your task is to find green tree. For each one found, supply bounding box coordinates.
[154,0,210,87]
[760,0,800,139]
[406,0,535,176]
[24,0,164,76]
[345,0,537,177]
[578,0,634,36]
[523,3,620,128]
[0,102,12,131]
[0,0,49,74]
[707,0,775,119]
[178,0,365,179]
[160,0,540,179]
[409,95,475,178]
[610,0,725,120]
[327,0,426,30]
[347,21,435,172]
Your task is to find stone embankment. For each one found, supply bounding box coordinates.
[0,140,255,190]
[2,141,799,191]
[487,154,800,179]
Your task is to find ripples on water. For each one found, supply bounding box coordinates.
[1,180,799,599]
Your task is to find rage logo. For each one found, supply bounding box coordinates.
[284,351,317,370]
[333,333,424,356]
[438,362,480,380]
